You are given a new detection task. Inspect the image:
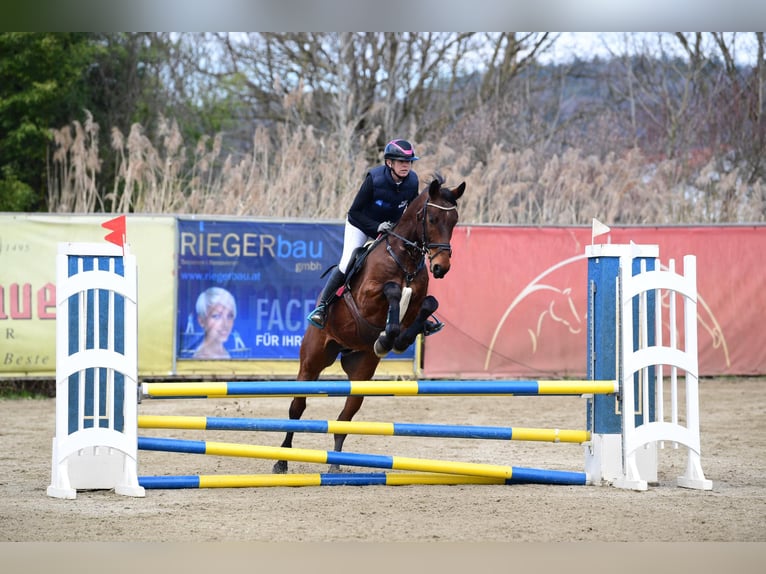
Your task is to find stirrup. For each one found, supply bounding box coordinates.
[423,317,444,336]
[307,305,327,329]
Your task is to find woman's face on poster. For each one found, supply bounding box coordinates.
[199,303,235,342]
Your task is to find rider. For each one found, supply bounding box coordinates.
[306,138,420,329]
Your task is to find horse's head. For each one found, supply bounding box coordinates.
[419,177,465,278]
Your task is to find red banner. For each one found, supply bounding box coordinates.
[423,225,766,379]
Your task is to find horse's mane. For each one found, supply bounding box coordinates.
[430,172,446,186]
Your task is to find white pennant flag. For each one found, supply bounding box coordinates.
[591,218,611,243]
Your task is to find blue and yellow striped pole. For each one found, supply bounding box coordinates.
[139,472,521,489]
[138,415,591,443]
[137,436,588,485]
[141,379,618,399]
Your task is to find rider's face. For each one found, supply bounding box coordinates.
[388,159,413,182]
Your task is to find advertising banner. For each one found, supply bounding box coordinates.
[2,216,763,381]
[0,214,177,378]
[423,225,766,379]
[176,218,341,360]
[175,218,416,362]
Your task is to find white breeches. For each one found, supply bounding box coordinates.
[338,219,373,274]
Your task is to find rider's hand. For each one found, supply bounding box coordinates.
[377,221,393,233]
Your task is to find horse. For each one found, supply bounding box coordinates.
[273,175,466,473]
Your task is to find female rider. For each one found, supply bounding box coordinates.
[307,138,420,328]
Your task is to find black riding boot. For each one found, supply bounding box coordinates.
[307,268,346,329]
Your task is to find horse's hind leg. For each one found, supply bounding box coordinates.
[393,295,439,353]
[373,281,403,357]
[327,351,379,472]
[273,328,340,474]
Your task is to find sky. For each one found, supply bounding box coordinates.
[541,32,760,66]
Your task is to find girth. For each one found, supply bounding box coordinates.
[342,290,384,346]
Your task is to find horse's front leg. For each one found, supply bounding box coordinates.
[328,395,365,472]
[273,328,340,474]
[393,295,439,353]
[373,281,402,357]
[272,396,307,474]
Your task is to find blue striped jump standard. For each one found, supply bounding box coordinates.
[137,436,588,485]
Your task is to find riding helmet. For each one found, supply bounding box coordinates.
[384,139,419,162]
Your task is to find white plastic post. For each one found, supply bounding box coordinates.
[47,242,144,499]
[584,242,659,485]
[614,254,712,491]
[676,256,713,490]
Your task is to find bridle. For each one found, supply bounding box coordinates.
[422,200,456,259]
[383,198,457,284]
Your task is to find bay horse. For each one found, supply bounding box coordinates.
[273,175,466,473]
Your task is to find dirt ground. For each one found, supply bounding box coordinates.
[1,377,764,570]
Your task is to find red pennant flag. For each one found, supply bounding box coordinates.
[102,215,126,249]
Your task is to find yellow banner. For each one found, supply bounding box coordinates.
[0,214,176,377]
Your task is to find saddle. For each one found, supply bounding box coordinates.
[344,239,379,286]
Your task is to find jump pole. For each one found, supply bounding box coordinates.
[138,415,591,443]
[138,472,530,489]
[140,379,618,398]
[137,436,588,485]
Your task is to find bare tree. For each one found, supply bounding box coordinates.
[195,33,556,152]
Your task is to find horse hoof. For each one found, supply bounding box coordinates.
[272,460,288,474]
[373,339,388,357]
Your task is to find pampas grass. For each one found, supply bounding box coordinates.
[48,113,765,224]
[48,110,102,213]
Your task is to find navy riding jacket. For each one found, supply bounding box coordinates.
[347,164,419,238]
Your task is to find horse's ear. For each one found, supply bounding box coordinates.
[451,182,466,202]
[428,178,441,198]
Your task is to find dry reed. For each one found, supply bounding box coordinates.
[47,115,765,224]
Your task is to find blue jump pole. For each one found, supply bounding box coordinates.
[137,436,588,485]
[138,471,584,489]
[137,415,590,443]
[141,379,617,399]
